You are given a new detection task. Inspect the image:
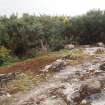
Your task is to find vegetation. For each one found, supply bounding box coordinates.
[0,47,18,66]
[0,9,105,65]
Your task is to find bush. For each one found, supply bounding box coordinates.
[0,46,18,66]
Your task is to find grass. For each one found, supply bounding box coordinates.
[62,48,88,65]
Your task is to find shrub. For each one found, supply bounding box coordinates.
[0,46,18,66]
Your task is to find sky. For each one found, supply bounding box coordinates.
[0,0,105,16]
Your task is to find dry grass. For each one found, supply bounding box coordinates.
[65,48,88,65]
[0,71,55,105]
[95,48,105,54]
[1,71,54,94]
[0,98,12,105]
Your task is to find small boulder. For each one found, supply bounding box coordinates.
[80,79,101,98]
[100,63,105,71]
[65,44,75,50]
[42,64,52,72]
[97,42,104,47]
[70,90,81,103]
[51,59,65,71]
[0,91,11,97]
[42,59,65,73]
[68,80,101,105]
[81,99,87,104]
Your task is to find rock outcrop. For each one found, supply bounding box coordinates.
[100,62,105,71]
[41,59,66,73]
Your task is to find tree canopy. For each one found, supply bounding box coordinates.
[0,10,105,57]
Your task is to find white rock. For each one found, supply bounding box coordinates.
[81,99,87,104]
[65,44,75,50]
[6,93,11,97]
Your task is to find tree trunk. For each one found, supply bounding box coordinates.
[40,39,48,53]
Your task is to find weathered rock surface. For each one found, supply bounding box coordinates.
[2,47,105,105]
[80,79,101,97]
[15,55,105,105]
[83,47,105,56]
[100,62,105,71]
[42,59,66,72]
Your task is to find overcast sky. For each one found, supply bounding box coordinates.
[0,0,105,16]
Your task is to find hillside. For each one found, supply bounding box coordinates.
[1,46,105,105]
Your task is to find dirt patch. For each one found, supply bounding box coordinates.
[0,54,60,74]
